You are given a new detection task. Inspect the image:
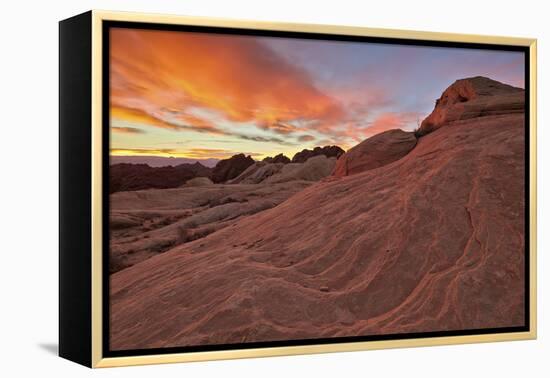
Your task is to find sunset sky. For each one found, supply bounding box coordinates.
[110,28,524,160]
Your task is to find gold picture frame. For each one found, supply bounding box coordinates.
[59,10,537,368]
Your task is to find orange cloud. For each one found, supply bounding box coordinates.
[111,126,146,134]
[185,148,262,159]
[363,112,422,136]
[298,135,316,142]
[111,147,262,160]
[110,28,344,136]
[111,106,180,130]
[259,121,299,135]
[111,105,225,134]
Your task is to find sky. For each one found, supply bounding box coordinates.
[110,27,524,160]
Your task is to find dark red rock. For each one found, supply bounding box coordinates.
[109,162,211,193]
[292,145,344,163]
[211,154,255,183]
[263,153,291,164]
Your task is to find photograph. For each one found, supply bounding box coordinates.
[107,25,528,352]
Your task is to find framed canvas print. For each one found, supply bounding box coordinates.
[59,10,537,368]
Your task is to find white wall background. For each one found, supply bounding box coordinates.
[0,0,547,376]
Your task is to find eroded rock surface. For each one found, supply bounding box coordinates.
[418,76,524,135]
[109,77,526,350]
[211,154,255,183]
[109,181,312,273]
[333,129,417,177]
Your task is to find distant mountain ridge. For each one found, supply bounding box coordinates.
[110,155,219,168]
[110,162,212,193]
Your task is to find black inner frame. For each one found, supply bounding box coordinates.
[102,20,531,358]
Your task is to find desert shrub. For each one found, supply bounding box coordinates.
[177,225,193,244]
[150,238,176,253]
[110,216,140,230]
[413,127,427,138]
[109,256,130,274]
[158,217,172,226]
[206,196,246,208]
[190,227,211,240]
[176,222,214,245]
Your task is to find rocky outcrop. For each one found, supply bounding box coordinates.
[109,162,212,193]
[110,78,526,350]
[333,129,417,177]
[264,155,337,184]
[230,155,338,185]
[228,162,285,184]
[417,76,524,136]
[211,154,255,183]
[109,180,311,273]
[263,154,291,164]
[292,145,344,163]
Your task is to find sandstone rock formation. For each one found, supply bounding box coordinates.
[228,162,284,184]
[109,180,312,273]
[109,162,212,193]
[110,77,526,350]
[230,155,337,185]
[292,145,344,163]
[333,129,417,177]
[263,153,291,164]
[211,154,255,183]
[418,76,524,136]
[264,155,337,184]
